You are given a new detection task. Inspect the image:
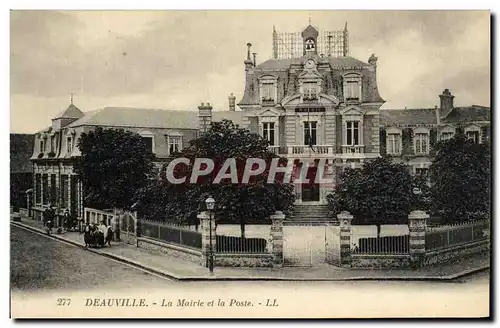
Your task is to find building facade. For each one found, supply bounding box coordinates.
[208,24,490,205]
[29,23,491,220]
[29,103,204,221]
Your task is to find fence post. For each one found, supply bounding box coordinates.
[337,211,353,267]
[408,210,429,268]
[270,211,285,268]
[198,211,216,268]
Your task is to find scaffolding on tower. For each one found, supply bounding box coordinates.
[272,24,349,59]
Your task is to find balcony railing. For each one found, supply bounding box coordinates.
[341,145,365,155]
[288,145,334,155]
[268,146,281,154]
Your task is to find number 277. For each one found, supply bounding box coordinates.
[57,298,71,306]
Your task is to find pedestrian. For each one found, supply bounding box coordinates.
[83,223,91,249]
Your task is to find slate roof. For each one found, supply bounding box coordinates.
[443,106,490,124]
[380,105,490,127]
[67,107,199,130]
[53,104,84,119]
[10,134,34,173]
[380,108,437,126]
[256,56,370,70]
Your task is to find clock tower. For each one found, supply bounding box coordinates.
[301,24,319,56]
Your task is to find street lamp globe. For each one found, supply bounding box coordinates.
[205,196,215,211]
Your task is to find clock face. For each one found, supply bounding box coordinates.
[305,59,315,69]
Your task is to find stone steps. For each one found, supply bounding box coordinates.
[289,205,333,221]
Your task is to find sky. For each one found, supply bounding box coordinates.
[10,10,490,133]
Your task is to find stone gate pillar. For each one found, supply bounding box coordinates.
[408,210,429,267]
[270,210,285,268]
[338,211,353,268]
[198,211,216,268]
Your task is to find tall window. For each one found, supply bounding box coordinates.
[344,81,360,101]
[61,175,69,208]
[142,137,154,153]
[303,121,317,146]
[42,174,48,205]
[440,132,454,142]
[50,136,55,152]
[50,174,57,205]
[346,121,359,146]
[303,82,318,100]
[415,133,429,154]
[261,83,275,101]
[39,140,45,153]
[466,131,480,144]
[168,136,182,154]
[263,122,275,146]
[67,137,73,155]
[387,133,401,154]
[35,174,41,204]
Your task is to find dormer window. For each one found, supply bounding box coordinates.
[166,131,183,155]
[414,128,430,155]
[343,73,362,103]
[39,140,45,152]
[386,128,402,155]
[67,136,73,155]
[302,82,318,101]
[261,83,275,102]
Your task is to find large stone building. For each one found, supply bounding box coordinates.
[29,23,490,221]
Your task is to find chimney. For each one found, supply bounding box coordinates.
[198,102,213,133]
[439,89,454,118]
[228,93,236,111]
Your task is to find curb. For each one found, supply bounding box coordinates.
[11,220,490,282]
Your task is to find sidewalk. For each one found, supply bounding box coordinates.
[11,216,490,281]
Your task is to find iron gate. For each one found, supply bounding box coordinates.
[283,221,340,267]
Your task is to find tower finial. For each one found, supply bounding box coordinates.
[70,93,74,105]
[309,13,311,25]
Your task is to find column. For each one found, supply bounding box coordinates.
[270,211,285,268]
[408,210,429,268]
[33,163,37,207]
[198,211,216,268]
[337,211,353,268]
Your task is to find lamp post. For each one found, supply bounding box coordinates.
[205,196,215,273]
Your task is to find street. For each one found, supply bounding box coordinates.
[10,225,174,292]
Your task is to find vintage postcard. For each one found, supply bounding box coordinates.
[9,9,491,319]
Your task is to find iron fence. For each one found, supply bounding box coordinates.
[351,234,409,254]
[425,219,490,251]
[141,219,202,249]
[216,235,268,254]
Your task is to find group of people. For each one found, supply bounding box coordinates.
[42,205,81,235]
[83,220,114,249]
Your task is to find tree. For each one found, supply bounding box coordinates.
[429,133,490,223]
[137,120,295,238]
[326,156,425,237]
[74,127,155,210]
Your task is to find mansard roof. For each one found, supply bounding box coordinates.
[67,107,199,130]
[380,108,437,127]
[443,105,490,124]
[380,105,490,127]
[255,56,371,70]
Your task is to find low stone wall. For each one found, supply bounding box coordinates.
[137,237,202,264]
[424,240,489,266]
[215,253,274,268]
[19,208,28,217]
[351,254,411,269]
[119,231,137,246]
